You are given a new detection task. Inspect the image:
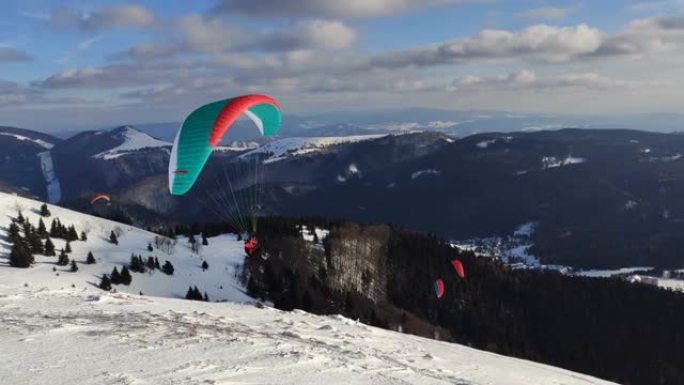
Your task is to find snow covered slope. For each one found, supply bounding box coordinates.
[93,126,170,160]
[242,135,386,163]
[0,192,249,302]
[0,131,54,149]
[0,192,618,384]
[0,286,617,385]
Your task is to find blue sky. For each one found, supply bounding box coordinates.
[1,0,684,131]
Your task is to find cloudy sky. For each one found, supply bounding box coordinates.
[2,0,684,131]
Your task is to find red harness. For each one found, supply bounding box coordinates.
[244,237,258,256]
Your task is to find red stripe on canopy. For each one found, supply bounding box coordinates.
[208,94,280,147]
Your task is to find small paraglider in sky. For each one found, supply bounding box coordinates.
[434,278,445,299]
[90,194,111,205]
[451,259,465,279]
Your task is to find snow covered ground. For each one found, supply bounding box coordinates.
[0,286,618,385]
[0,192,249,302]
[242,135,386,163]
[0,192,621,384]
[576,267,654,278]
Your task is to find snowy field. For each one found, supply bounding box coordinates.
[0,192,619,384]
[0,286,617,385]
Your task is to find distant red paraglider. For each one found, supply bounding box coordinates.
[90,194,111,205]
[434,279,445,299]
[451,259,465,279]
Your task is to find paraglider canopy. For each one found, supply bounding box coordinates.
[90,194,111,205]
[434,279,445,299]
[169,94,281,196]
[451,259,465,279]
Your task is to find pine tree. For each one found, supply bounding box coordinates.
[147,243,153,252]
[37,218,47,238]
[58,221,67,238]
[70,260,78,272]
[22,221,32,238]
[202,233,208,246]
[16,211,24,224]
[146,256,155,270]
[27,230,44,254]
[8,222,20,243]
[86,251,95,264]
[49,219,58,237]
[40,203,51,217]
[203,292,209,302]
[162,260,174,275]
[80,231,87,242]
[194,286,202,300]
[154,257,160,270]
[65,241,72,253]
[110,267,122,284]
[201,260,209,271]
[138,255,145,271]
[57,249,69,266]
[120,266,132,285]
[44,237,56,256]
[185,286,195,300]
[99,275,112,291]
[68,226,78,242]
[9,240,33,268]
[129,254,142,273]
[109,230,118,245]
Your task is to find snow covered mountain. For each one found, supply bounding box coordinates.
[93,125,170,160]
[0,192,617,385]
[0,126,60,198]
[242,135,387,163]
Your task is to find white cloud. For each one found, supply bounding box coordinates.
[450,70,635,91]
[260,20,358,51]
[371,24,603,68]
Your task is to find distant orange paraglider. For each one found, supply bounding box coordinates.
[90,194,111,205]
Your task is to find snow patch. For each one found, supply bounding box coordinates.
[0,132,54,149]
[37,151,61,203]
[576,267,655,278]
[94,126,170,160]
[243,135,385,164]
[411,169,441,179]
[300,226,329,243]
[541,156,586,169]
